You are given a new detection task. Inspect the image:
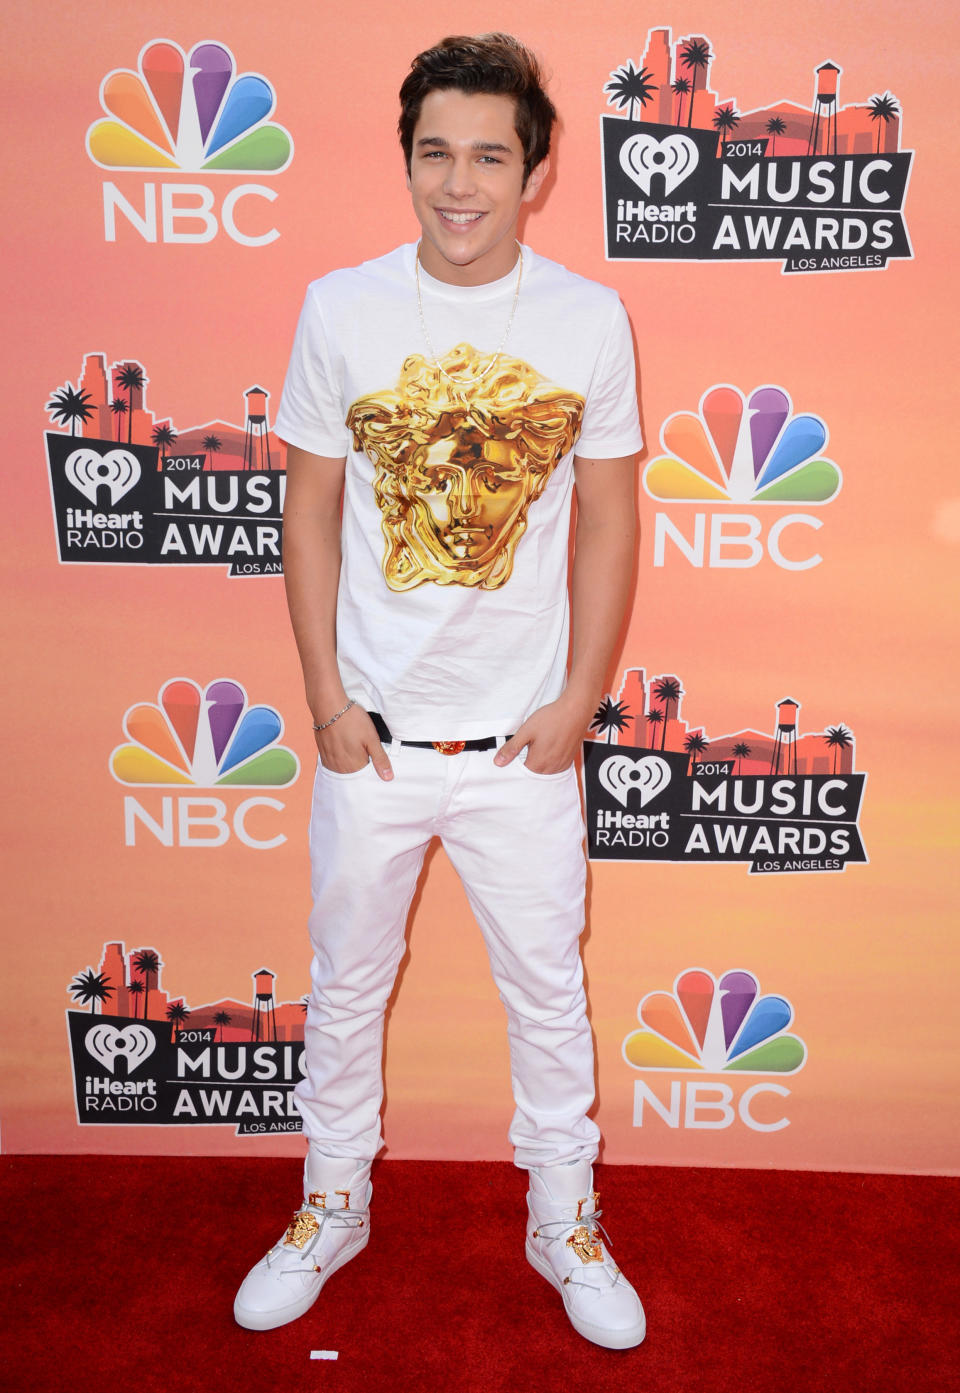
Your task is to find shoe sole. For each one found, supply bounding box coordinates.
[234,1226,370,1331]
[525,1239,646,1350]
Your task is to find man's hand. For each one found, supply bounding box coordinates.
[493,692,593,774]
[314,704,394,780]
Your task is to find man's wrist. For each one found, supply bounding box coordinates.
[562,677,602,718]
[306,683,351,727]
[312,698,357,733]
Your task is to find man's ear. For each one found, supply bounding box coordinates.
[522,155,550,204]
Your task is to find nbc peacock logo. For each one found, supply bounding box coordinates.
[110,678,299,788]
[645,382,842,569]
[87,39,292,173]
[644,384,840,506]
[623,968,807,1133]
[623,968,806,1074]
[87,39,293,245]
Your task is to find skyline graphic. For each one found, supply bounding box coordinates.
[605,29,903,156]
[46,353,281,472]
[68,941,307,1043]
[589,668,855,777]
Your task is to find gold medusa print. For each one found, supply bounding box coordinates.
[346,344,584,590]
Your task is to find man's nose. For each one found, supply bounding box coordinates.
[442,155,478,199]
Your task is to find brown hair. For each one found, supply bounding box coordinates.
[398,33,556,184]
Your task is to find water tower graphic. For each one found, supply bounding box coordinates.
[243,386,273,471]
[251,968,277,1041]
[807,62,840,156]
[770,698,800,775]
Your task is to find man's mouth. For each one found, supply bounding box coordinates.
[436,209,485,226]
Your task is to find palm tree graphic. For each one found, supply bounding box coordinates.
[167,1001,190,1042]
[128,979,145,1019]
[646,708,664,749]
[152,422,177,467]
[214,1009,232,1041]
[868,93,900,153]
[713,104,741,155]
[765,116,787,156]
[69,969,114,1014]
[823,725,853,774]
[46,384,95,436]
[202,434,223,469]
[605,62,658,121]
[116,364,145,445]
[672,76,691,125]
[684,731,709,771]
[110,397,128,441]
[652,678,683,750]
[732,741,752,774]
[132,950,161,1020]
[679,39,712,128]
[590,697,632,743]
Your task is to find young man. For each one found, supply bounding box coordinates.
[234,34,645,1350]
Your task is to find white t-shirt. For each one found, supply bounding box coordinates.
[276,243,641,740]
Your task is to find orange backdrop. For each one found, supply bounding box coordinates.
[3,0,958,1174]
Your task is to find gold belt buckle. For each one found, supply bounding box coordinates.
[432,740,466,755]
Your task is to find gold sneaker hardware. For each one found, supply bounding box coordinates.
[566,1224,604,1264]
[284,1210,320,1249]
[575,1191,600,1221]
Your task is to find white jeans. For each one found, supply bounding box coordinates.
[294,742,601,1169]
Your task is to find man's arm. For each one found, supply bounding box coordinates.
[495,453,638,773]
[283,444,393,778]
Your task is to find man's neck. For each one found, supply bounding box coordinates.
[416,235,523,287]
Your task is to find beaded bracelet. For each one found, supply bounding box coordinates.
[312,698,356,732]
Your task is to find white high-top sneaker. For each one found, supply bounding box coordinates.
[526,1161,646,1350]
[234,1157,371,1331]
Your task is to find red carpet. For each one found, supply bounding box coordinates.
[2,1156,958,1392]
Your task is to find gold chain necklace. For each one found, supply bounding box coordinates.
[415,241,524,387]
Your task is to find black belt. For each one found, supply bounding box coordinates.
[368,712,504,755]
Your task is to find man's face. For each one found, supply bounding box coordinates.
[407,89,548,286]
[410,435,531,572]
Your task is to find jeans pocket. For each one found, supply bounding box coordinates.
[317,757,374,780]
[518,758,575,781]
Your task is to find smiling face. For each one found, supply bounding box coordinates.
[407,88,548,285]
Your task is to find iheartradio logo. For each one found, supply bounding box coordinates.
[598,753,672,808]
[84,1022,156,1074]
[619,132,699,197]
